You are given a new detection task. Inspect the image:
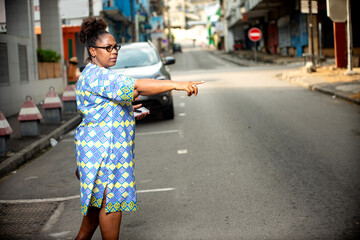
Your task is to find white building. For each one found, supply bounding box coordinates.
[0,0,64,117]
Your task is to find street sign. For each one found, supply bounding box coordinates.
[248,27,262,42]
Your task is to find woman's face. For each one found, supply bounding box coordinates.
[89,33,118,68]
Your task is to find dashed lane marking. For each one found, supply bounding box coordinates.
[138,188,175,193]
[177,149,188,154]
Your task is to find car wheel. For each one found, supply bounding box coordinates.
[163,104,174,120]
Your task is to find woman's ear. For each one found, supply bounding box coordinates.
[89,47,96,58]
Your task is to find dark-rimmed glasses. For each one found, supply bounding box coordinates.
[90,43,121,52]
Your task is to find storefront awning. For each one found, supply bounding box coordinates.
[101,9,130,24]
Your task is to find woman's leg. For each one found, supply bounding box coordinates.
[98,189,122,240]
[99,208,122,240]
[75,207,101,240]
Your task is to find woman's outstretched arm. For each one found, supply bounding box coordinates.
[134,79,204,98]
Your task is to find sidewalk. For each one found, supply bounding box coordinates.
[210,49,360,105]
[0,108,81,178]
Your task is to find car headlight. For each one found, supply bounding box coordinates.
[155,75,167,80]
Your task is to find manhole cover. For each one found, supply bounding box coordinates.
[0,202,59,239]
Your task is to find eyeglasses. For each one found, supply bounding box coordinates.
[90,43,121,52]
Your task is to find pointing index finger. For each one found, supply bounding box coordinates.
[193,81,205,85]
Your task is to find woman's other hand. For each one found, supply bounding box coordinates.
[174,81,205,96]
[133,104,149,120]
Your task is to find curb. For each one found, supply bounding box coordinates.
[311,85,360,105]
[0,115,81,178]
[278,73,360,105]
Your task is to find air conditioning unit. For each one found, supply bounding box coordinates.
[326,0,347,22]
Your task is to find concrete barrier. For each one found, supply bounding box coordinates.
[62,85,77,112]
[18,96,43,137]
[43,87,63,123]
[0,111,13,157]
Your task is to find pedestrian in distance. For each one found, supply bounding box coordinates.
[75,17,204,240]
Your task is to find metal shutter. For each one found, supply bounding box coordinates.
[18,44,29,83]
[0,43,9,84]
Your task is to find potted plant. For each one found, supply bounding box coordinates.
[37,48,61,79]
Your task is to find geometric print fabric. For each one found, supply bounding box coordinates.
[75,63,138,216]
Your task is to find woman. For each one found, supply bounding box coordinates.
[75,17,203,240]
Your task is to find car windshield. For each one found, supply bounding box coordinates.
[112,47,159,69]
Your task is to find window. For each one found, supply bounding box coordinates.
[0,43,9,84]
[18,45,29,83]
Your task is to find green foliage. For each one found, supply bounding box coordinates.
[37,48,61,62]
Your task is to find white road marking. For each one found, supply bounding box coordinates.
[0,195,80,204]
[24,176,39,180]
[179,102,186,107]
[179,113,186,116]
[136,129,180,136]
[177,149,188,154]
[49,231,72,238]
[0,188,175,204]
[42,202,65,232]
[138,188,175,193]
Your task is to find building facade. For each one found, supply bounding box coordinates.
[0,0,64,117]
[221,0,360,60]
[0,0,157,117]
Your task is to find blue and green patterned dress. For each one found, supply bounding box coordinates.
[75,63,137,216]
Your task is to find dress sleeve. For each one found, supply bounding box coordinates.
[88,68,136,102]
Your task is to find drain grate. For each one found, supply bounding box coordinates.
[0,202,59,239]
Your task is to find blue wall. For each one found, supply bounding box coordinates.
[102,0,150,42]
[103,0,135,19]
[290,13,308,56]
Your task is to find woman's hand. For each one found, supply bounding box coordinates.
[133,104,149,120]
[134,79,205,97]
[174,81,205,96]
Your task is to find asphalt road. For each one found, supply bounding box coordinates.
[0,46,359,239]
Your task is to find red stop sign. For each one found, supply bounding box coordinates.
[248,27,262,42]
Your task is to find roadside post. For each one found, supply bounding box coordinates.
[0,111,13,156]
[18,96,43,137]
[43,87,63,122]
[62,85,77,112]
[248,27,262,63]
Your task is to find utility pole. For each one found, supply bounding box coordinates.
[309,0,316,70]
[89,0,93,17]
[166,5,171,51]
[345,0,354,75]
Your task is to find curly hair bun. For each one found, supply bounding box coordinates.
[79,17,108,44]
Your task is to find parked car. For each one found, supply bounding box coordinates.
[111,41,176,119]
[172,43,182,53]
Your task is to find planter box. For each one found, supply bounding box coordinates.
[45,62,53,78]
[53,62,61,78]
[38,62,47,79]
[38,62,62,79]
